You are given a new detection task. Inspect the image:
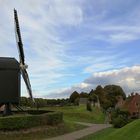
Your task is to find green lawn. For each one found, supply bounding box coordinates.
[0,120,86,140]
[0,105,105,140]
[42,105,105,123]
[78,119,140,140]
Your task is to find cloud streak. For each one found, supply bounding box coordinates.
[47,65,140,98]
[0,1,140,98]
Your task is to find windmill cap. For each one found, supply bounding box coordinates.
[0,57,20,69]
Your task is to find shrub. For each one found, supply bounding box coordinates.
[70,91,79,103]
[74,98,79,106]
[0,111,63,130]
[111,108,130,128]
[112,117,128,128]
[87,101,92,111]
[27,110,52,115]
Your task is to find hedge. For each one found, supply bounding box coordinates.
[0,111,63,130]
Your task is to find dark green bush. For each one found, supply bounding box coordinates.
[112,117,128,128]
[111,108,130,128]
[0,111,63,130]
[86,101,92,111]
[74,98,79,106]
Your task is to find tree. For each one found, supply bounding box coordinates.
[79,92,89,98]
[87,101,92,111]
[89,94,97,106]
[69,91,79,103]
[104,85,126,107]
[94,85,108,108]
[89,89,94,95]
[74,98,79,106]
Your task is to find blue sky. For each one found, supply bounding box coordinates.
[1,0,140,98]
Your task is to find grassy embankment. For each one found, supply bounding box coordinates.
[78,119,140,140]
[44,105,105,123]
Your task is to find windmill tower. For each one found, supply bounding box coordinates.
[0,9,34,116]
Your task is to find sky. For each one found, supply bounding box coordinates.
[1,0,140,98]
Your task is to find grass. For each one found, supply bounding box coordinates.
[42,105,105,123]
[0,105,105,140]
[0,120,86,140]
[78,119,140,140]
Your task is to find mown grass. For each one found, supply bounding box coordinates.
[42,105,105,123]
[78,119,140,140]
[0,120,86,140]
[0,105,105,140]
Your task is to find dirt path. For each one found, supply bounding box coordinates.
[45,123,111,140]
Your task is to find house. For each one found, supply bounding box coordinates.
[116,93,140,118]
[79,98,88,105]
[79,96,100,108]
[124,93,140,118]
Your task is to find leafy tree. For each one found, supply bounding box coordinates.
[89,94,97,107]
[74,98,79,106]
[89,89,94,95]
[104,85,126,107]
[79,92,89,98]
[94,85,108,109]
[69,91,79,103]
[87,101,92,111]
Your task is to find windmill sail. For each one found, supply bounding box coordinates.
[14,9,34,101]
[14,9,25,64]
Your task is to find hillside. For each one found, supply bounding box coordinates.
[79,119,140,140]
[43,105,105,123]
[0,105,105,140]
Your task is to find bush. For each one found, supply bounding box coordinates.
[87,101,92,111]
[112,117,128,128]
[74,98,79,106]
[111,108,130,128]
[27,110,52,115]
[0,111,63,130]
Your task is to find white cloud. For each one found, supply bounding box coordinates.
[47,65,140,98]
[46,82,92,99]
[1,1,140,99]
[0,0,84,97]
[84,65,140,93]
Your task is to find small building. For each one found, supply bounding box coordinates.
[79,96,100,108]
[124,93,140,118]
[116,93,140,118]
[79,98,88,105]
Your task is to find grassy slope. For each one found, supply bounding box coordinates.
[0,105,105,140]
[43,105,105,123]
[79,119,140,140]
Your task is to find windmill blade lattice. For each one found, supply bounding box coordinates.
[14,9,25,64]
[14,9,34,101]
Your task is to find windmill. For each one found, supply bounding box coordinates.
[0,9,34,116]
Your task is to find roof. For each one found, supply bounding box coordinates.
[0,57,19,69]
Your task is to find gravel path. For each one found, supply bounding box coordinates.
[45,123,111,140]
